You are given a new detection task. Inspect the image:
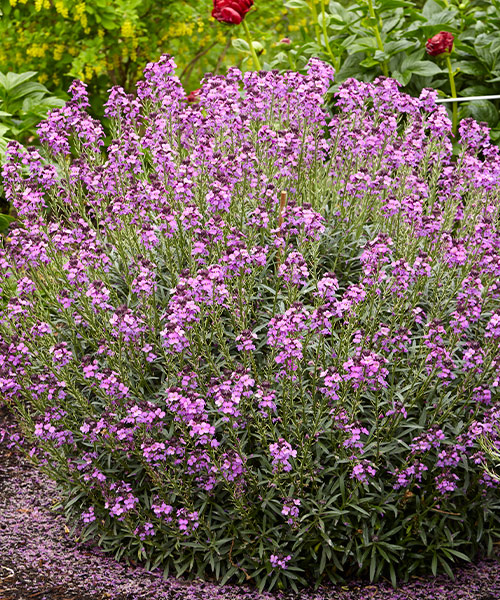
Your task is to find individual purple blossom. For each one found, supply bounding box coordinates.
[360,234,393,281]
[333,410,370,453]
[105,482,139,520]
[392,461,428,490]
[134,522,155,540]
[218,451,246,482]
[235,330,258,352]
[141,344,157,362]
[82,506,96,523]
[315,272,339,303]
[485,312,500,338]
[177,508,199,536]
[342,349,389,390]
[86,281,112,310]
[274,201,325,242]
[109,305,146,343]
[320,367,341,400]
[151,499,174,521]
[131,258,157,297]
[435,471,460,495]
[160,322,190,354]
[50,342,73,368]
[281,498,301,525]
[411,428,446,453]
[208,369,254,420]
[254,383,277,417]
[267,303,309,374]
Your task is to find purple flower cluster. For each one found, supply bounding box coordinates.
[269,438,297,472]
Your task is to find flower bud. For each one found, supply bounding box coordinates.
[212,0,254,25]
[425,31,454,56]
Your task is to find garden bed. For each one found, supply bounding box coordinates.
[1,405,499,600]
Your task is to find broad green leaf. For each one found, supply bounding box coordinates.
[3,71,38,90]
[382,40,415,57]
[0,213,15,232]
[407,61,443,77]
[461,100,499,127]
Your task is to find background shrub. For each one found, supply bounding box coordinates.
[0,0,299,109]
[1,56,500,591]
[269,0,500,139]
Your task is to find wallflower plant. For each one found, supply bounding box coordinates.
[1,55,500,592]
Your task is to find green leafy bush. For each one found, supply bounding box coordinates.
[0,0,298,105]
[266,0,500,139]
[1,57,500,591]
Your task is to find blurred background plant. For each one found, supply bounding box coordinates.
[0,0,299,113]
[0,70,64,220]
[266,0,500,140]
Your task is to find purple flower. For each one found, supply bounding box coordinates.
[269,438,297,472]
[270,554,292,569]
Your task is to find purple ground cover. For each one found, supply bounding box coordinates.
[1,409,499,600]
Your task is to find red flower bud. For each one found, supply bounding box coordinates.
[212,0,254,25]
[425,31,454,57]
[186,89,201,103]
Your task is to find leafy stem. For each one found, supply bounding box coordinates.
[309,0,323,48]
[242,20,262,71]
[320,0,339,71]
[366,0,389,76]
[445,53,458,137]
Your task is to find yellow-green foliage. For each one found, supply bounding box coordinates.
[0,0,305,100]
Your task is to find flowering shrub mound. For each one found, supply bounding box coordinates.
[1,56,500,592]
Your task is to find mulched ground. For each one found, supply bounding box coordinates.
[1,405,500,600]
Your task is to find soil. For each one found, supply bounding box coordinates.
[1,404,500,600]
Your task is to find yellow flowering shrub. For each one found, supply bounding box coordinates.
[0,0,304,109]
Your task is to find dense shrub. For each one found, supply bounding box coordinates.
[1,55,500,591]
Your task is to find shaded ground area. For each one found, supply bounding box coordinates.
[1,405,500,600]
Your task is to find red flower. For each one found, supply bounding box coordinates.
[212,0,254,25]
[425,31,454,56]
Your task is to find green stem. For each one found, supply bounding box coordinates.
[320,0,339,71]
[367,0,388,77]
[242,20,261,71]
[445,53,458,137]
[309,0,323,48]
